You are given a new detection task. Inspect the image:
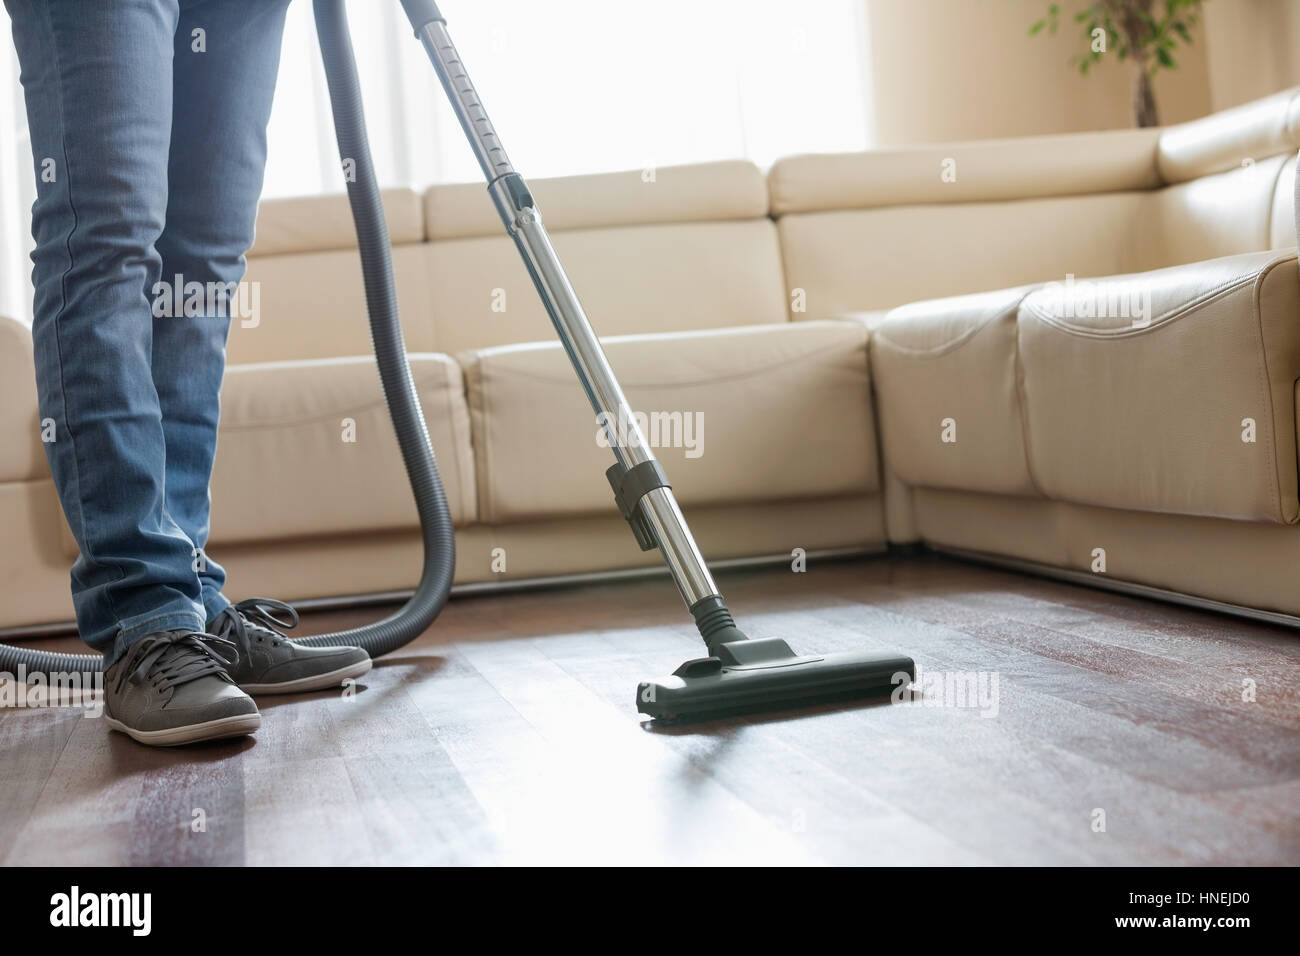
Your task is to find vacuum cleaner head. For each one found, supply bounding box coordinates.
[636,636,915,721]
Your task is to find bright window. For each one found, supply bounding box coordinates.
[262,0,872,197]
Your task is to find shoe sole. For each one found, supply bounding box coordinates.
[240,657,373,696]
[105,712,261,747]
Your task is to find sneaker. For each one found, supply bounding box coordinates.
[103,630,260,746]
[209,598,371,695]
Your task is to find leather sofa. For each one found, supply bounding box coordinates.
[2,88,1298,633]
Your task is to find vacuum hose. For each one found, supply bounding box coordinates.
[0,0,454,679]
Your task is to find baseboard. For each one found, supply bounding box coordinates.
[934,544,1300,631]
[0,544,888,640]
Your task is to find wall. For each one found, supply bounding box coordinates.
[862,0,1217,145]
[1203,0,1300,110]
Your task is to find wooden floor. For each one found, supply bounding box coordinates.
[2,554,1298,866]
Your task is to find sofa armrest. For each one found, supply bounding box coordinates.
[1157,87,1300,184]
[0,315,45,482]
[1019,250,1300,524]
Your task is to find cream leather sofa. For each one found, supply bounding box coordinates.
[2,88,1298,634]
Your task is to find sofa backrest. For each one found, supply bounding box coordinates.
[418,161,789,354]
[1131,88,1300,270]
[231,160,788,364]
[230,188,429,365]
[1126,152,1294,271]
[231,88,1300,365]
[771,128,1162,321]
[773,88,1300,321]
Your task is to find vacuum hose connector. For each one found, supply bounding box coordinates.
[690,596,750,657]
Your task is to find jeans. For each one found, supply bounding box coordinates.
[5,0,291,664]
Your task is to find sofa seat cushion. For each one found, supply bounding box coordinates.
[870,286,1038,496]
[1018,250,1300,524]
[209,354,476,545]
[460,321,879,523]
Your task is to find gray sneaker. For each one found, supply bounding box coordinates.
[103,631,261,747]
[209,598,371,695]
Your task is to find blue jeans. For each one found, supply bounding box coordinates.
[6,0,290,664]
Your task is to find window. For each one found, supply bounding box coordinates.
[263,0,872,196]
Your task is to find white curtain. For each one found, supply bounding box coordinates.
[0,24,35,325]
[2,0,871,324]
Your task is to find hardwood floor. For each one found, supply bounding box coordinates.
[2,554,1298,865]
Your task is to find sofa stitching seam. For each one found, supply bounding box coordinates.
[1251,259,1289,523]
[1007,288,1048,499]
[475,336,859,389]
[481,364,496,523]
[446,364,471,525]
[873,299,1022,357]
[219,370,449,429]
[1020,271,1260,337]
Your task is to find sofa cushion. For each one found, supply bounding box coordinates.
[769,128,1160,215]
[459,321,879,523]
[250,188,424,257]
[424,160,768,239]
[234,162,785,362]
[871,286,1037,496]
[230,244,435,365]
[1018,250,1300,524]
[209,354,476,545]
[417,218,789,354]
[777,191,1144,320]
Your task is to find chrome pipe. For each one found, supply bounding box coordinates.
[413,18,720,607]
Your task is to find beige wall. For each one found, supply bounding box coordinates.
[863,0,1224,145]
[1204,0,1300,110]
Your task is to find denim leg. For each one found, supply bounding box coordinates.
[5,0,207,664]
[153,0,291,626]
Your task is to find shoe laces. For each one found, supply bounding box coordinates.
[211,597,300,653]
[116,631,238,696]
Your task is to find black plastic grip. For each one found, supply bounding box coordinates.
[606,459,671,551]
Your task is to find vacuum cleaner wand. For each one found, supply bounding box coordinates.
[398,0,915,719]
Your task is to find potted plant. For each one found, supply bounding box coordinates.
[1029,0,1207,126]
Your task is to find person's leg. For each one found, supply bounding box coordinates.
[5,0,207,664]
[155,0,370,695]
[152,0,291,624]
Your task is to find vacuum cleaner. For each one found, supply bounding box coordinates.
[0,0,914,721]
